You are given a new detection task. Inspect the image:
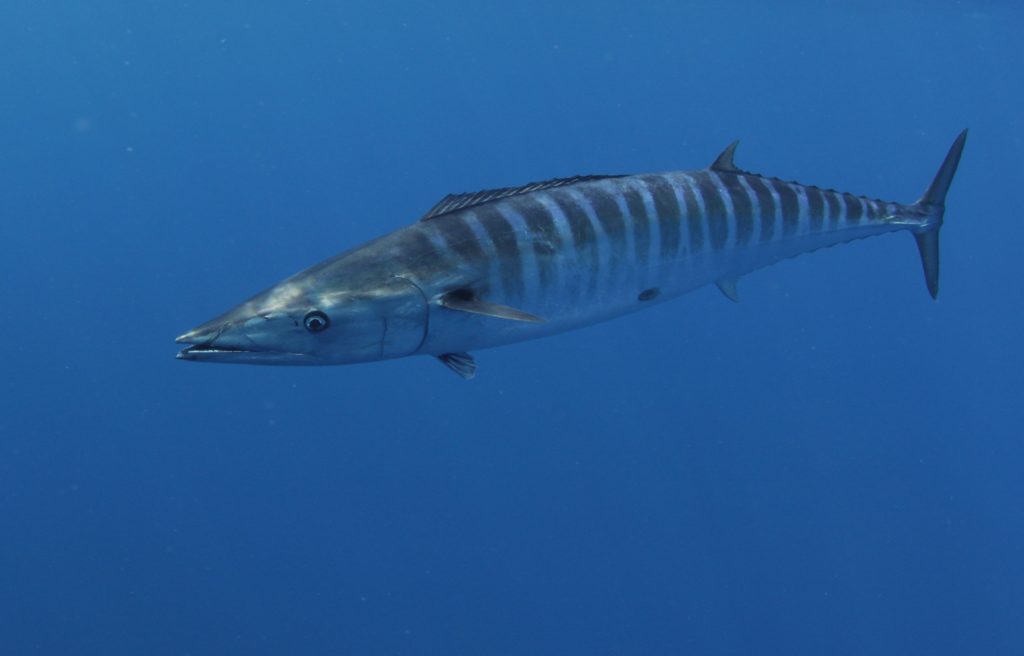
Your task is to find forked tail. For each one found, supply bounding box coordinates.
[910,129,968,299]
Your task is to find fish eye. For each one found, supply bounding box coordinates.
[303,310,330,333]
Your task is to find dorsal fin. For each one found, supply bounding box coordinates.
[710,141,741,173]
[420,175,621,221]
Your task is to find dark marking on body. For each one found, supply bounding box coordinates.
[514,196,562,291]
[805,186,825,232]
[641,175,682,261]
[774,180,800,236]
[844,194,864,223]
[476,206,525,299]
[824,192,842,225]
[723,175,754,246]
[682,178,705,251]
[436,215,487,263]
[583,185,628,280]
[551,190,600,297]
[623,185,651,266]
[696,172,728,251]
[745,175,776,242]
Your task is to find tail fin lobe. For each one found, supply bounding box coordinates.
[913,231,940,300]
[910,129,967,300]
[918,129,968,209]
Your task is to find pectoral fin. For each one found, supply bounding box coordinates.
[438,352,476,379]
[439,291,544,323]
[716,277,741,303]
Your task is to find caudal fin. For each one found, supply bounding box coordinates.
[911,129,968,299]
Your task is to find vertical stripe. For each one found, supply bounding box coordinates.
[633,180,662,278]
[567,188,613,296]
[640,175,682,262]
[736,174,763,244]
[679,174,706,252]
[419,221,461,266]
[708,172,737,250]
[844,194,863,224]
[694,172,728,251]
[405,227,456,283]
[511,197,561,297]
[552,190,600,298]
[535,192,578,298]
[605,181,637,282]
[745,175,777,242]
[475,206,525,300]
[793,185,810,236]
[460,210,504,298]
[497,205,542,303]
[771,179,800,236]
[824,191,842,226]
[721,173,754,246]
[433,214,486,265]
[805,186,825,232]
[582,185,628,280]
[622,185,651,267]
[665,174,691,256]
[828,191,847,226]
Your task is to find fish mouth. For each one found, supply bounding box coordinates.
[177,343,256,358]
[175,331,317,365]
[175,328,251,361]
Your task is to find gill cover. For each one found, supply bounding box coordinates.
[378,276,429,358]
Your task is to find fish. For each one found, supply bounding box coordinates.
[176,130,967,379]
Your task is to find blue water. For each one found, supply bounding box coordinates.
[2,1,1021,654]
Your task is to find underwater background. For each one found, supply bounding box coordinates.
[2,1,1022,654]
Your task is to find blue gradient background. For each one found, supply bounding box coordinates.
[1,1,1021,654]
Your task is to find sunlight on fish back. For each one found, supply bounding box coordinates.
[176,131,967,379]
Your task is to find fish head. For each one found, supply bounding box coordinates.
[176,273,428,365]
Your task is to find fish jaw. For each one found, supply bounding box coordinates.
[175,324,326,365]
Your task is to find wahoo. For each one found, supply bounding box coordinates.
[176,131,967,378]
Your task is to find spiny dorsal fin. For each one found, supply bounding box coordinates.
[420,175,621,221]
[439,290,544,323]
[437,352,476,379]
[710,141,741,173]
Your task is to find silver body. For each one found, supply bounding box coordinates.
[177,133,965,377]
[409,173,909,355]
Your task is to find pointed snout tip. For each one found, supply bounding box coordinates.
[175,331,197,360]
[175,325,214,344]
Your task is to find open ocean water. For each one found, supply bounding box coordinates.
[1,1,1022,654]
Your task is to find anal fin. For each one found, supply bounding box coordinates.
[438,352,476,379]
[716,277,741,303]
